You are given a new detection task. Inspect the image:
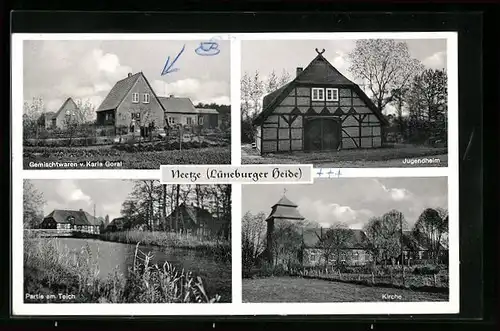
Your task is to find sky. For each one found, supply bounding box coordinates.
[242,177,448,230]
[241,39,447,116]
[28,179,135,221]
[23,40,231,113]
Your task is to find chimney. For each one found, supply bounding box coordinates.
[79,209,83,212]
[296,67,303,77]
[169,94,175,98]
[127,73,132,78]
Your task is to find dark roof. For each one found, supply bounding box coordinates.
[402,230,446,251]
[158,96,197,114]
[272,195,299,208]
[195,108,219,115]
[97,72,166,113]
[302,228,371,249]
[254,50,388,126]
[43,111,56,120]
[180,203,213,225]
[266,195,304,221]
[43,209,100,226]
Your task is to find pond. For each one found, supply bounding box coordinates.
[53,238,232,302]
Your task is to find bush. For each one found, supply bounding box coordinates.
[413,264,440,275]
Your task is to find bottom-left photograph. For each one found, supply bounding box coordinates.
[22,179,232,303]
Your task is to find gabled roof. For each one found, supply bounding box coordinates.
[195,108,219,115]
[158,96,197,114]
[42,111,56,120]
[53,98,84,121]
[97,72,166,112]
[302,228,372,249]
[43,209,100,226]
[253,50,389,126]
[273,195,298,208]
[180,202,213,225]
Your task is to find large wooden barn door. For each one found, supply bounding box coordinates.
[304,117,341,151]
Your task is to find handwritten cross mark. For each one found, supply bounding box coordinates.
[161,44,185,76]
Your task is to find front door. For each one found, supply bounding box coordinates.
[304,117,341,151]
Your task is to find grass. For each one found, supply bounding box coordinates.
[242,277,449,303]
[24,236,222,303]
[23,146,231,169]
[100,230,231,261]
[241,143,447,167]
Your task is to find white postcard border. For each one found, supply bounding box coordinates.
[12,31,459,316]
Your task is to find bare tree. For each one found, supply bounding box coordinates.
[278,69,292,87]
[317,223,352,267]
[347,39,424,113]
[241,71,252,120]
[266,70,279,93]
[242,211,267,275]
[23,180,46,229]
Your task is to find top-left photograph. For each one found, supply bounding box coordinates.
[20,39,231,169]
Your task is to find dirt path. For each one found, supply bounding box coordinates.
[242,277,448,303]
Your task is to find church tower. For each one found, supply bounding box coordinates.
[265,190,305,265]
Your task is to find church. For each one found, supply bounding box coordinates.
[263,192,373,268]
[252,49,388,154]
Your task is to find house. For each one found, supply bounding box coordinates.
[165,202,222,237]
[252,49,389,154]
[106,217,129,232]
[195,107,220,130]
[40,209,101,235]
[401,230,448,264]
[96,72,167,137]
[39,98,84,130]
[301,227,373,267]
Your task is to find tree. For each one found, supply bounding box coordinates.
[317,222,352,267]
[23,97,46,140]
[278,69,292,87]
[407,69,448,144]
[269,219,302,268]
[242,211,267,276]
[347,39,424,113]
[363,216,384,267]
[75,99,96,123]
[250,71,264,115]
[104,214,110,226]
[266,70,279,93]
[413,207,448,263]
[23,180,46,229]
[241,72,253,121]
[378,209,408,265]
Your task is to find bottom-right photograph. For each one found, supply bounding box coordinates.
[241,177,450,303]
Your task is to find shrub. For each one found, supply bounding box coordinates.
[413,264,440,275]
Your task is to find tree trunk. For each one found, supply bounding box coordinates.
[175,184,180,232]
[162,184,167,231]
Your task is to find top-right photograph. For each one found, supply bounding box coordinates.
[240,38,450,167]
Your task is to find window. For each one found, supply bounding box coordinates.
[132,93,139,103]
[326,88,339,101]
[198,116,204,125]
[131,112,141,120]
[168,117,175,124]
[143,93,150,104]
[311,88,325,101]
[186,117,192,125]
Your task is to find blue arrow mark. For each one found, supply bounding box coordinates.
[161,44,185,76]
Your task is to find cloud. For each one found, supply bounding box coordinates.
[297,197,373,228]
[423,51,447,69]
[152,78,230,105]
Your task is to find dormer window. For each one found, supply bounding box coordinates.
[311,88,325,101]
[326,88,339,101]
[143,93,150,104]
[132,93,139,103]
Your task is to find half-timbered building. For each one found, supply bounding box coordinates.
[253,49,389,154]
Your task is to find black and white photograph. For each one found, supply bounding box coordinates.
[242,177,450,303]
[21,39,231,169]
[241,38,450,167]
[23,179,232,303]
